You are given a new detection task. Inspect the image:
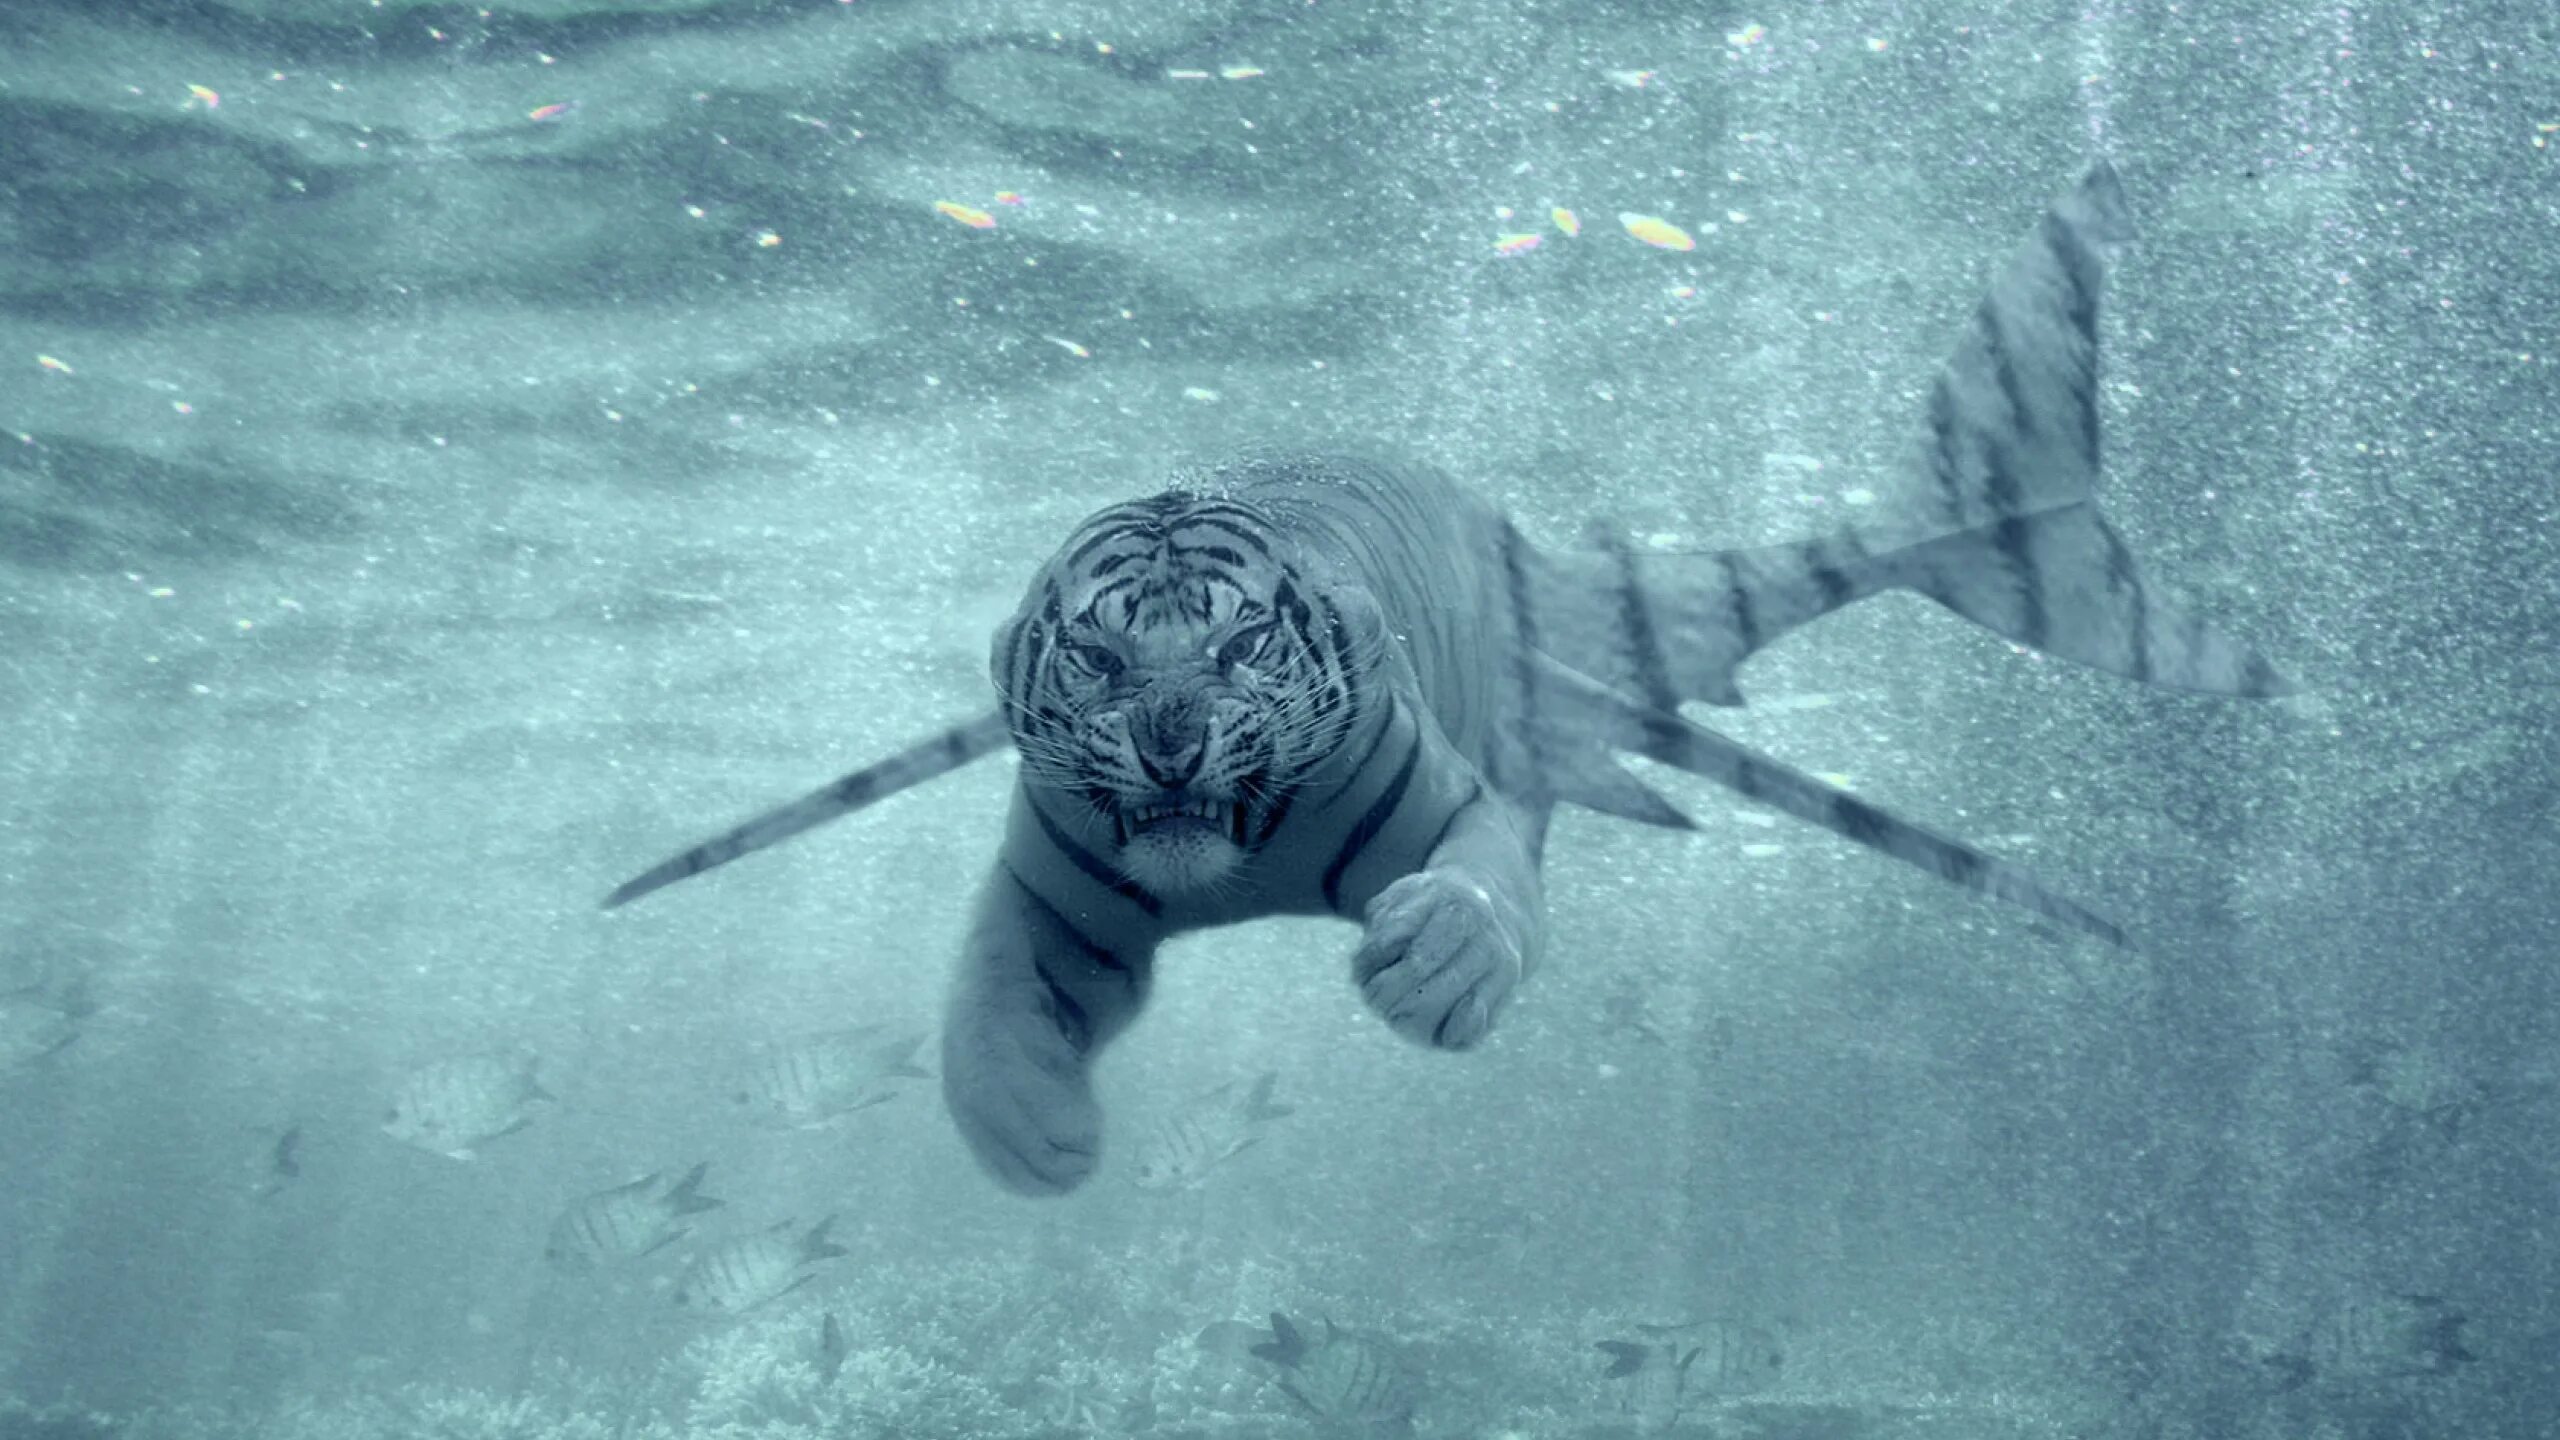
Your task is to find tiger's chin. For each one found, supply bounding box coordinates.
[1114,802,1249,895]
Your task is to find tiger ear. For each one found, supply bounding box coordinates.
[989,609,1030,692]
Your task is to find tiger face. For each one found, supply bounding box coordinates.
[995,492,1380,896]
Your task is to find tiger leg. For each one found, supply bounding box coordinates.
[941,865,1151,1196]
[1350,789,1548,1051]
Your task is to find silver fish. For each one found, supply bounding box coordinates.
[2267,1293,2477,1391]
[250,1123,304,1199]
[1634,1318,1785,1397]
[1251,1312,1419,1428]
[545,1161,724,1271]
[817,1311,848,1385]
[1696,1318,1787,1394]
[1027,1367,1114,1431]
[1196,1318,1273,1364]
[382,1052,553,1160]
[731,1026,932,1128]
[672,1216,846,1315]
[1599,989,1667,1046]
[1132,1072,1293,1191]
[2343,1035,2493,1140]
[0,984,84,1071]
[1597,1337,1699,1431]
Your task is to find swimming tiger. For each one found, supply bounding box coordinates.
[605,165,2292,1195]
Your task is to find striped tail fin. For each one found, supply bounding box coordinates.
[1871,161,2291,695]
[601,710,1011,908]
[1888,501,2291,695]
[1524,162,2290,718]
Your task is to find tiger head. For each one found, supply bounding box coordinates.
[994,490,1385,896]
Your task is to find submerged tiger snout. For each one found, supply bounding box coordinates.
[1086,693,1267,891]
[1123,689,1217,787]
[1092,696,1262,809]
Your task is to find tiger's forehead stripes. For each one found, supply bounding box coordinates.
[1045,492,1296,636]
[1083,565,1255,633]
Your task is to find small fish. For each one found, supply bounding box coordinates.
[545,1161,725,1271]
[251,1124,304,1199]
[382,1052,553,1160]
[1596,1337,1699,1432]
[732,1026,932,1128]
[1619,213,1696,251]
[1029,1368,1113,1430]
[1646,1317,1785,1395]
[2343,1034,2492,1139]
[935,200,998,230]
[1551,206,1581,236]
[1132,1071,1293,1191]
[2265,1293,2478,1391]
[1196,1318,1273,1363]
[673,1216,846,1315]
[1251,1312,1420,1428]
[0,985,82,1072]
[1600,989,1667,1046]
[1409,1221,1530,1269]
[817,1311,848,1385]
[526,102,574,123]
[186,84,221,109]
[1494,232,1543,256]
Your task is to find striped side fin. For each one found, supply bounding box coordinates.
[1529,654,2131,948]
[601,710,1011,908]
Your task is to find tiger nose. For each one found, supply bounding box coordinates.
[1136,735,1204,787]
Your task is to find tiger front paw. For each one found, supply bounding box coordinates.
[942,1018,1102,1197]
[1352,868,1528,1050]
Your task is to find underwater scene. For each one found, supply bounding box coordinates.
[1,2,2554,1437]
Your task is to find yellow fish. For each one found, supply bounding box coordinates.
[935,201,998,230]
[1618,213,1695,251]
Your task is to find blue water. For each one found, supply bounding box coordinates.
[1,2,2552,1436]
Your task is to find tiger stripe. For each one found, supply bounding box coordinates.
[1028,795,1163,917]
[1002,869,1101,1057]
[1595,530,1680,716]
[1321,728,1422,911]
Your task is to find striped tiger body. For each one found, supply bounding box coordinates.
[607,165,2293,1196]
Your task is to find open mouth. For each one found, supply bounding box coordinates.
[1113,797,1248,847]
